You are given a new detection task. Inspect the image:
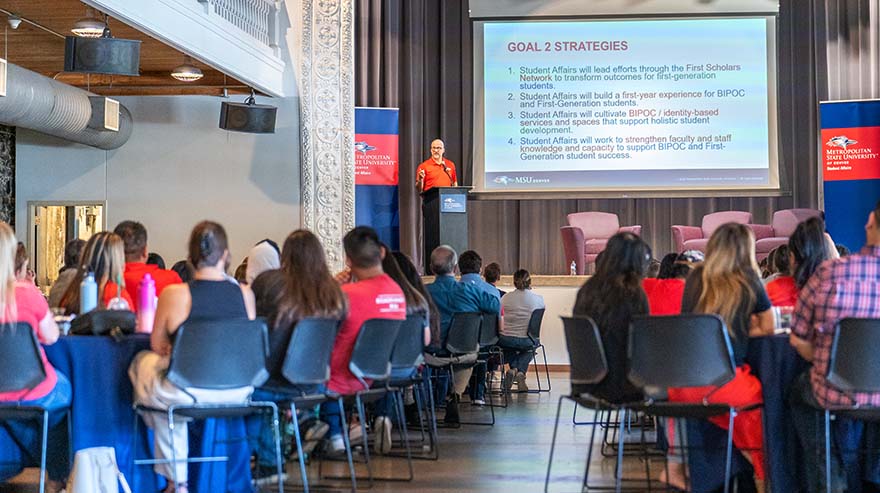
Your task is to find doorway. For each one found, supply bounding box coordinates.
[28,202,104,293]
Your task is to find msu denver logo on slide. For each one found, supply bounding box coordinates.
[494,176,513,185]
[354,141,376,154]
[827,136,858,150]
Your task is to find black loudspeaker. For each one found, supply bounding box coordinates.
[64,36,141,76]
[219,101,277,134]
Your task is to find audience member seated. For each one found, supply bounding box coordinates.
[319,227,406,454]
[762,244,790,284]
[788,201,880,492]
[48,239,86,308]
[14,242,33,284]
[170,260,195,283]
[572,232,649,404]
[370,245,431,454]
[669,222,774,492]
[656,253,679,280]
[248,229,347,473]
[128,221,256,493]
[424,245,500,424]
[646,257,661,278]
[836,243,850,257]
[642,250,701,315]
[499,269,545,392]
[0,222,70,493]
[58,232,134,314]
[765,217,831,307]
[483,262,505,298]
[147,252,166,269]
[245,239,280,285]
[457,250,502,405]
[392,251,441,348]
[114,221,182,309]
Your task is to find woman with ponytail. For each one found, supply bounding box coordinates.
[129,221,255,493]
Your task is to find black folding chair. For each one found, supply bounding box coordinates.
[259,317,351,493]
[133,319,283,493]
[0,323,68,493]
[475,312,506,407]
[545,316,641,493]
[821,318,880,493]
[320,318,402,486]
[628,314,757,493]
[526,308,551,393]
[385,311,440,461]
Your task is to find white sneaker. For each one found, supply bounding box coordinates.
[348,421,364,443]
[503,369,516,392]
[472,399,486,406]
[515,371,529,392]
[326,434,346,456]
[373,416,393,454]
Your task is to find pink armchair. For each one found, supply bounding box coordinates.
[672,211,753,253]
[752,208,823,261]
[560,212,642,274]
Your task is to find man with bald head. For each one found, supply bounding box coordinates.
[424,245,499,424]
[416,139,458,192]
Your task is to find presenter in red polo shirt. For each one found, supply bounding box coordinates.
[416,139,458,192]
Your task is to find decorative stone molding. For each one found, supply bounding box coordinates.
[299,0,355,270]
[0,125,14,226]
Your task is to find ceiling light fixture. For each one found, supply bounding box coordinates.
[171,56,204,82]
[71,9,106,38]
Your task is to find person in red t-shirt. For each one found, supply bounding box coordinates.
[415,139,458,193]
[114,221,182,312]
[0,222,70,491]
[320,227,406,454]
[59,232,134,314]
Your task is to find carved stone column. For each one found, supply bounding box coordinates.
[298,0,355,270]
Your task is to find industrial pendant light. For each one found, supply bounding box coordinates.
[71,9,106,38]
[171,56,204,82]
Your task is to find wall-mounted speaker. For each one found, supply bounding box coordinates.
[64,36,141,76]
[219,101,277,134]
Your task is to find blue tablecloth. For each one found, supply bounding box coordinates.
[3,335,253,492]
[687,334,809,493]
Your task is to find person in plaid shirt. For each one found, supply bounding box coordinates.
[789,200,880,492]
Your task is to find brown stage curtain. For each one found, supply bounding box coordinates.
[355,0,856,274]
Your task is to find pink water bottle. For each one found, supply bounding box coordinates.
[137,273,157,333]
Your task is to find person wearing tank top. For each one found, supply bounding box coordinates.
[129,222,255,493]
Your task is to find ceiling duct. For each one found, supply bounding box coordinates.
[0,62,132,150]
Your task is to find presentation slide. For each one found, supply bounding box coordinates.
[476,17,779,193]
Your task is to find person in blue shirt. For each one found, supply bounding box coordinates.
[424,246,500,424]
[457,250,502,404]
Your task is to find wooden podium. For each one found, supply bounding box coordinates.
[421,186,471,273]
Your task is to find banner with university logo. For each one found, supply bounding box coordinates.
[819,99,880,251]
[354,107,400,249]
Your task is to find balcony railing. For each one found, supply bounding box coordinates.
[199,0,278,47]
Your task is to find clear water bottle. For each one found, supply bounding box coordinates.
[570,261,577,276]
[80,271,97,313]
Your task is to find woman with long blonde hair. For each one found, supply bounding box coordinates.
[0,222,71,492]
[59,231,133,314]
[668,222,774,491]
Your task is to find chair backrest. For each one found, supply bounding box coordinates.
[390,311,427,369]
[349,318,403,386]
[527,308,546,341]
[281,318,342,386]
[167,319,269,390]
[479,312,499,347]
[561,316,607,385]
[827,318,880,393]
[567,212,620,239]
[628,314,735,389]
[772,208,822,237]
[0,323,46,394]
[445,312,482,354]
[701,211,752,237]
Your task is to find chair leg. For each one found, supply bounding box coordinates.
[354,394,374,487]
[540,345,552,392]
[825,410,832,493]
[39,409,48,493]
[168,407,179,489]
[584,408,600,488]
[289,402,309,493]
[393,390,414,481]
[544,396,565,493]
[269,403,285,493]
[336,397,358,493]
[425,375,440,459]
[723,409,736,493]
[615,408,627,493]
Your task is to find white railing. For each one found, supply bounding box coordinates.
[199,0,278,47]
